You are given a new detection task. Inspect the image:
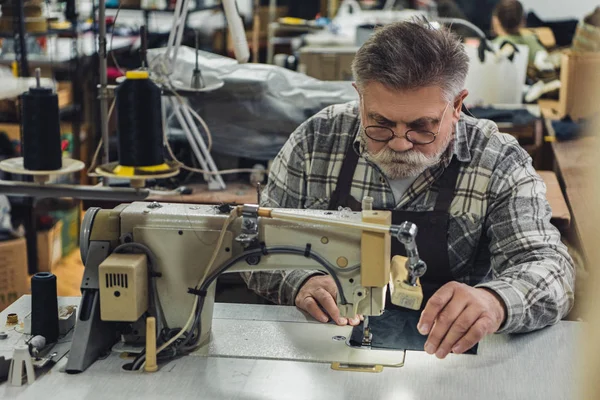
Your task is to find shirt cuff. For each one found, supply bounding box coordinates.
[475,280,525,334]
[279,270,325,305]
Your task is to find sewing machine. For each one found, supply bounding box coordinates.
[65,200,427,373]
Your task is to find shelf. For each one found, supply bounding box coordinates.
[0,28,79,39]
[105,4,220,12]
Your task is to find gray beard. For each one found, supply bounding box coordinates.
[361,129,453,180]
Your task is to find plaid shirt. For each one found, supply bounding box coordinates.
[242,101,575,334]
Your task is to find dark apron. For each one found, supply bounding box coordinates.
[328,140,461,310]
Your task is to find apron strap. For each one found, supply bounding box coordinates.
[433,158,461,212]
[328,126,361,210]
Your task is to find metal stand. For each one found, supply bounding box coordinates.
[156,0,226,189]
[66,242,119,374]
[12,0,29,77]
[98,0,110,186]
[165,97,225,190]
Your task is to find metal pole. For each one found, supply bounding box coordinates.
[98,0,110,185]
[0,180,150,201]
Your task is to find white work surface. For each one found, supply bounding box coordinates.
[0,296,580,400]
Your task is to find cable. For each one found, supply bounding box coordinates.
[176,245,351,353]
[109,1,126,75]
[135,243,353,368]
[135,207,240,370]
[200,246,348,303]
[170,88,213,152]
[161,92,266,176]
[87,98,117,177]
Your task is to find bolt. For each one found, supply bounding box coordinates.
[147,201,162,209]
[246,255,260,265]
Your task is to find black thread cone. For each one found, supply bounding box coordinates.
[116,78,164,167]
[31,272,59,343]
[21,87,62,171]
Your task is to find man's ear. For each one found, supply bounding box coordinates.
[354,83,366,122]
[453,89,469,121]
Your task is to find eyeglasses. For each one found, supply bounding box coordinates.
[363,102,451,145]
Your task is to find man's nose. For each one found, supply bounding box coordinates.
[387,136,414,152]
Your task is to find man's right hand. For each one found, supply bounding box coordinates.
[295,275,361,326]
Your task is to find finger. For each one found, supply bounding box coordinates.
[450,317,494,355]
[321,276,339,299]
[300,296,329,323]
[312,288,347,325]
[348,316,361,326]
[359,315,364,321]
[434,306,483,359]
[423,295,468,355]
[418,283,457,335]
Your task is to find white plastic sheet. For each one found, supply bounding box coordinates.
[149,47,358,160]
[463,42,529,105]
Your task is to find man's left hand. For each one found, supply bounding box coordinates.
[417,282,506,359]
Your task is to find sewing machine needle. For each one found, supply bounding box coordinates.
[363,316,372,347]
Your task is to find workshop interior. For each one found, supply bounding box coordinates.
[0,0,598,398]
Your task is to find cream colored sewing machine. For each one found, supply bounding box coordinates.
[66,201,426,373]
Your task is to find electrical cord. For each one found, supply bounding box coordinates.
[110,1,126,75]
[170,87,213,152]
[87,98,117,177]
[179,245,351,352]
[133,238,353,368]
[160,96,264,176]
[136,208,240,370]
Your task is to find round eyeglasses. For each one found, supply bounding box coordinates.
[364,126,437,145]
[363,102,451,145]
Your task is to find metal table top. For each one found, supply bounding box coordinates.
[0,296,580,400]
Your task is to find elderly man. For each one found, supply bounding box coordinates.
[242,20,574,359]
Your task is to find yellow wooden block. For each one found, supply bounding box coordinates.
[360,210,391,288]
[389,255,423,310]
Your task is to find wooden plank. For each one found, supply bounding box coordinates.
[548,125,598,263]
[539,99,562,121]
[537,170,571,231]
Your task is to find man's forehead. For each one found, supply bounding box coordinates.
[360,82,447,121]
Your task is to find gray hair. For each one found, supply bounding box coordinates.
[352,20,469,101]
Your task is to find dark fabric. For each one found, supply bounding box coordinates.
[470,107,537,127]
[454,0,500,35]
[329,138,462,307]
[349,308,478,354]
[526,12,578,47]
[551,117,588,141]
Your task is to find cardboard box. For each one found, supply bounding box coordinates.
[521,27,556,49]
[37,221,63,273]
[0,238,29,311]
[558,50,600,120]
[299,46,358,81]
[50,206,80,256]
[56,81,73,109]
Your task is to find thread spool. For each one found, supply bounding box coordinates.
[114,71,167,174]
[31,272,59,343]
[21,69,62,171]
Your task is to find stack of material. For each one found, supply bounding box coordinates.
[573,7,600,52]
[0,0,47,34]
[557,7,600,120]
